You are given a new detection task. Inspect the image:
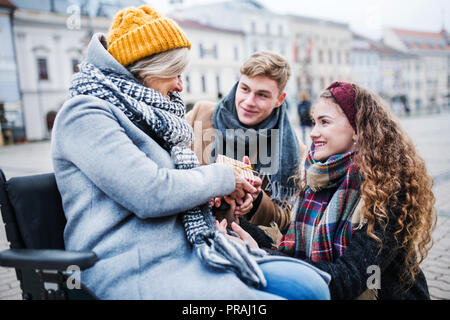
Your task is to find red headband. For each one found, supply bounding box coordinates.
[326,81,357,132]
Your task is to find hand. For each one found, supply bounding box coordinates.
[234,193,253,217]
[230,167,257,204]
[209,197,224,208]
[242,156,262,201]
[212,196,238,225]
[215,219,259,249]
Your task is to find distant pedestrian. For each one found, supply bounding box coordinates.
[297,91,313,143]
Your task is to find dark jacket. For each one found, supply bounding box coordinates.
[297,100,313,127]
[310,221,430,300]
[261,211,430,300]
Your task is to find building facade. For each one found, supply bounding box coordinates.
[5,0,449,141]
[173,19,245,109]
[171,0,296,107]
[351,33,382,94]
[0,0,23,144]
[289,14,352,101]
[383,28,450,113]
[12,8,110,140]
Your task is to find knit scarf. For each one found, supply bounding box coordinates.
[278,143,362,261]
[69,62,268,288]
[211,82,300,208]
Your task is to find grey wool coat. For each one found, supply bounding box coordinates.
[51,34,270,300]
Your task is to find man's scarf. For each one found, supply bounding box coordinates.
[278,143,362,261]
[211,82,300,208]
[69,62,268,288]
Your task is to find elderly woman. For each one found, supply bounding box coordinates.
[51,6,330,299]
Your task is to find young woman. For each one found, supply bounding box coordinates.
[51,5,330,299]
[221,81,436,299]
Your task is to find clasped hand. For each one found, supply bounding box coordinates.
[209,156,262,219]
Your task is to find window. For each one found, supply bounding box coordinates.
[251,21,256,34]
[216,75,221,95]
[71,58,80,73]
[328,50,333,64]
[265,23,270,35]
[37,58,49,80]
[234,46,239,61]
[318,50,323,64]
[213,44,218,59]
[199,43,204,58]
[185,75,191,94]
[199,43,217,59]
[415,99,422,111]
[201,74,207,93]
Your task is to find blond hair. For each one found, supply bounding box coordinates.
[240,51,291,95]
[127,47,190,83]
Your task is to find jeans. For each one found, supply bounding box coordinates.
[252,260,331,300]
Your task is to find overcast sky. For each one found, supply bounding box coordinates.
[155,0,449,40]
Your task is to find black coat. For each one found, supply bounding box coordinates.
[297,100,313,127]
[260,212,430,300]
[310,222,430,300]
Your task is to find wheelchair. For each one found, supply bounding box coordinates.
[0,169,97,300]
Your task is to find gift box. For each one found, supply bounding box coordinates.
[215,154,258,185]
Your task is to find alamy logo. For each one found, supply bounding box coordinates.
[66,265,81,290]
[66,5,81,30]
[366,265,381,290]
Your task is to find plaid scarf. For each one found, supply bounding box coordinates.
[278,144,362,261]
[69,62,268,288]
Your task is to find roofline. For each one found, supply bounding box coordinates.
[173,17,244,35]
[288,14,349,29]
[390,27,447,39]
[0,0,16,10]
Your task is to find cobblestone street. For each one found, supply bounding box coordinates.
[0,111,449,300]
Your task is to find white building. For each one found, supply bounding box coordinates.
[174,18,245,109]
[289,14,352,101]
[351,33,382,94]
[171,0,296,106]
[383,28,450,113]
[12,8,111,140]
[10,0,147,141]
[10,0,244,140]
[350,32,416,115]
[0,0,24,144]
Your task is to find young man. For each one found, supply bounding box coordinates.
[187,51,303,246]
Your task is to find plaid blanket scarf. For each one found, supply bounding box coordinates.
[278,143,362,261]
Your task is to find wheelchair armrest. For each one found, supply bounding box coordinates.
[0,249,98,271]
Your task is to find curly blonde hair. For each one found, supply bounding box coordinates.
[301,84,436,288]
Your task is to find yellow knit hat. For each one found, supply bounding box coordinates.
[107,6,191,66]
